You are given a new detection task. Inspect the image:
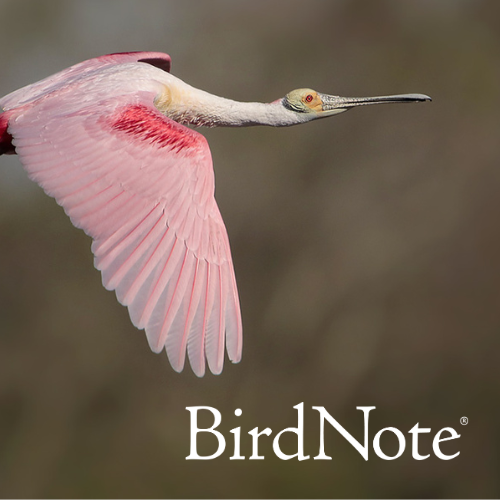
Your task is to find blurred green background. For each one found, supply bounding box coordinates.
[0,0,499,497]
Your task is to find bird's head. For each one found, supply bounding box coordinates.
[282,88,431,122]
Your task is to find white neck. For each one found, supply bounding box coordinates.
[156,75,312,128]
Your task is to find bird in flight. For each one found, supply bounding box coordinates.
[0,52,430,376]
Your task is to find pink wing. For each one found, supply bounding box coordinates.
[3,61,242,377]
[0,52,172,110]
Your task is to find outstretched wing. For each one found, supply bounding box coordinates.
[5,65,242,377]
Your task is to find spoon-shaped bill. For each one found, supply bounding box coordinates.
[319,92,431,115]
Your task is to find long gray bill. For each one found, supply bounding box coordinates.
[321,93,432,110]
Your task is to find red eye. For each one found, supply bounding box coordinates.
[305,94,314,103]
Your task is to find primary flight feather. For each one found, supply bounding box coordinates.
[0,51,430,376]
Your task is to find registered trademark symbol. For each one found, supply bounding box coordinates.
[460,416,468,425]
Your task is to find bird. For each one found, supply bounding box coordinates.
[0,51,430,377]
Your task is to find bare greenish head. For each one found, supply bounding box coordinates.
[283,88,431,120]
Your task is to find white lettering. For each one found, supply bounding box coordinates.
[185,405,462,461]
[272,403,310,461]
[230,427,244,460]
[248,427,272,459]
[185,406,225,460]
[313,406,375,461]
[373,427,406,460]
[408,423,430,460]
[433,427,461,460]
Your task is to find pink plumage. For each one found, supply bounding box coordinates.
[0,51,430,376]
[0,52,242,376]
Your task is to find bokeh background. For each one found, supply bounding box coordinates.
[0,0,499,498]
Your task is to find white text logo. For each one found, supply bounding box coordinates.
[185,403,461,461]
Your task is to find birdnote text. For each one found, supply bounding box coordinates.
[186,403,461,461]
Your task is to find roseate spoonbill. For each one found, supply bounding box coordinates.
[0,52,430,376]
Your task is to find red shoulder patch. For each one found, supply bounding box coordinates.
[110,105,200,154]
[0,111,15,155]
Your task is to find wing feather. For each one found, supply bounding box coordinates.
[91,203,161,257]
[101,213,165,290]
[98,205,165,282]
[187,259,209,376]
[204,262,223,374]
[164,250,198,371]
[177,259,204,375]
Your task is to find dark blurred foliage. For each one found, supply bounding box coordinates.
[0,0,499,497]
